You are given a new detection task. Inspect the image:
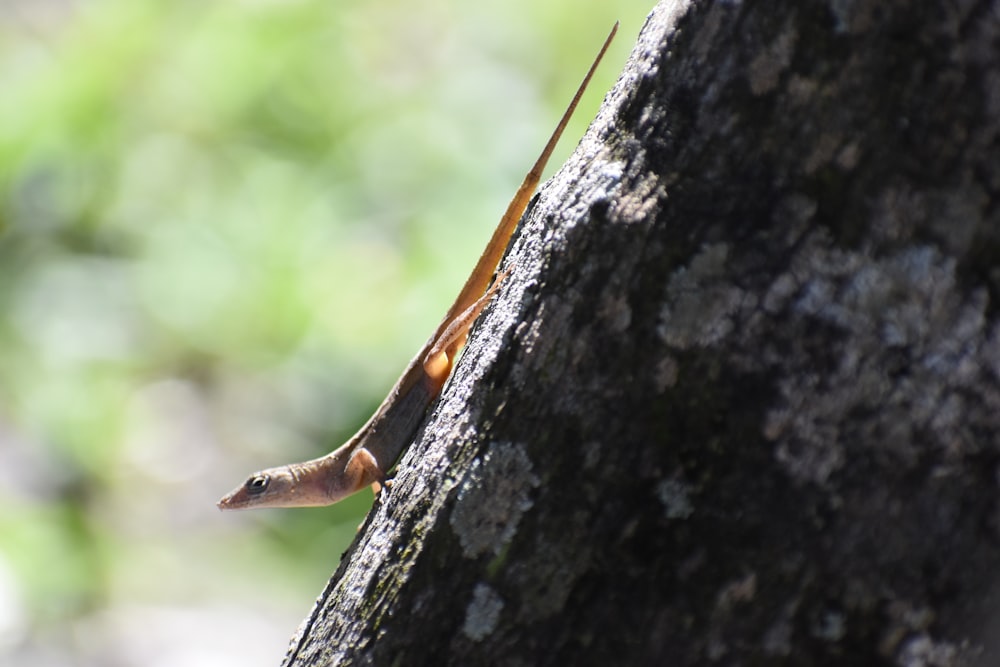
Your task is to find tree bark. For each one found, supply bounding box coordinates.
[284,0,1000,664]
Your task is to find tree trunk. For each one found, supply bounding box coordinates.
[284,0,1000,664]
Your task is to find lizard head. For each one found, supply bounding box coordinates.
[217,463,333,510]
[218,444,382,510]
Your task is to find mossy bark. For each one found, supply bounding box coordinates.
[285,1,1000,665]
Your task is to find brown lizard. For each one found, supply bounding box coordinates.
[217,23,617,510]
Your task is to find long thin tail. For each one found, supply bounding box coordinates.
[436,22,619,333]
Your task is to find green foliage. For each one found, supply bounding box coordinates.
[0,0,648,662]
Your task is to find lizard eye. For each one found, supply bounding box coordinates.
[246,474,270,494]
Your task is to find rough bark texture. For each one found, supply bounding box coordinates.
[284,0,1000,665]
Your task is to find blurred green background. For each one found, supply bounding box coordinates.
[0,0,649,664]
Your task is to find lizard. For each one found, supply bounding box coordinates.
[217,22,617,511]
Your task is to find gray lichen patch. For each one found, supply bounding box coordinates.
[762,236,996,485]
[462,583,504,641]
[657,242,748,348]
[707,572,760,660]
[870,183,987,258]
[656,476,695,519]
[762,601,798,657]
[894,635,960,667]
[654,354,679,391]
[597,291,632,333]
[748,17,798,95]
[450,442,540,558]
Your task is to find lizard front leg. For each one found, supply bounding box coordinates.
[423,266,512,384]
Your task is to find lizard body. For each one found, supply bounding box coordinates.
[217,23,617,510]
